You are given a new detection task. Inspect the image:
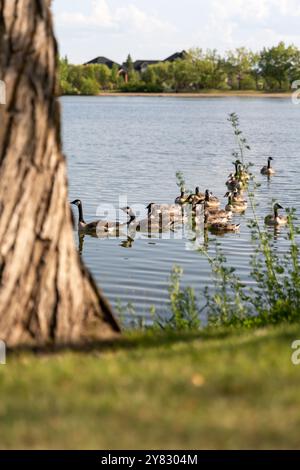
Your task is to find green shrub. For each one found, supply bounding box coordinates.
[119,82,163,93]
[154,267,201,331]
[79,77,99,95]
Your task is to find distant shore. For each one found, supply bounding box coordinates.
[94,91,291,99]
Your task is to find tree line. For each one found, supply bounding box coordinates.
[59,42,300,95]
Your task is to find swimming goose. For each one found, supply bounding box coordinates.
[265,203,287,226]
[204,212,230,224]
[197,199,232,218]
[204,213,240,233]
[226,173,241,191]
[225,189,247,207]
[225,192,247,213]
[122,207,175,233]
[71,199,126,233]
[147,203,182,218]
[203,190,220,209]
[226,161,249,188]
[192,200,232,221]
[175,190,189,205]
[261,157,275,176]
[146,203,186,225]
[232,188,246,203]
[205,207,232,219]
[188,187,205,204]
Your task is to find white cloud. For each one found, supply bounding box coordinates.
[210,0,300,22]
[58,0,175,34]
[59,0,115,28]
[211,0,269,22]
[115,4,175,34]
[193,0,300,52]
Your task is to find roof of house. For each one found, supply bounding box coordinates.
[84,56,121,69]
[164,50,188,62]
[84,51,187,70]
[132,60,160,71]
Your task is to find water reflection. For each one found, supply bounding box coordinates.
[120,236,135,249]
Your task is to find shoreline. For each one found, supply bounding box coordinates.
[94,91,291,99]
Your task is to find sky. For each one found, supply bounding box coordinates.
[52,0,300,64]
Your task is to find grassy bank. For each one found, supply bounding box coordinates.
[1,324,300,449]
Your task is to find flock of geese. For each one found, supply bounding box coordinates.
[71,156,287,238]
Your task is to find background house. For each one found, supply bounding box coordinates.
[132,60,160,74]
[84,51,188,74]
[84,56,121,69]
[164,51,187,62]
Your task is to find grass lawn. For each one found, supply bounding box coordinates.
[0,324,300,450]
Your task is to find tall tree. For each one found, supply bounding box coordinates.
[259,42,298,90]
[226,48,253,90]
[125,54,134,75]
[0,0,120,346]
[124,54,138,82]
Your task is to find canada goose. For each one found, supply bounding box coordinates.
[227,189,247,206]
[122,207,174,233]
[196,199,232,219]
[191,200,224,222]
[192,202,232,222]
[205,207,232,219]
[204,189,220,209]
[188,187,205,204]
[261,157,275,176]
[232,188,246,203]
[175,190,189,205]
[204,213,240,233]
[225,192,247,213]
[228,160,249,183]
[265,203,287,226]
[226,173,241,191]
[147,203,182,218]
[204,212,230,225]
[146,203,186,225]
[71,199,126,233]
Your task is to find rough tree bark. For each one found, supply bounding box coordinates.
[0,0,120,346]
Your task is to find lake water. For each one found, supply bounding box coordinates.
[62,96,300,322]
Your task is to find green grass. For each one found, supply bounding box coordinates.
[1,325,300,449]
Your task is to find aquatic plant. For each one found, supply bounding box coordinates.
[175,171,186,192]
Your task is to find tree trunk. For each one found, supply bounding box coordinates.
[0,0,120,347]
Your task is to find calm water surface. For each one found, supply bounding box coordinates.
[62,96,300,321]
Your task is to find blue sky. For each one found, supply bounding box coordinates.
[52,0,300,64]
